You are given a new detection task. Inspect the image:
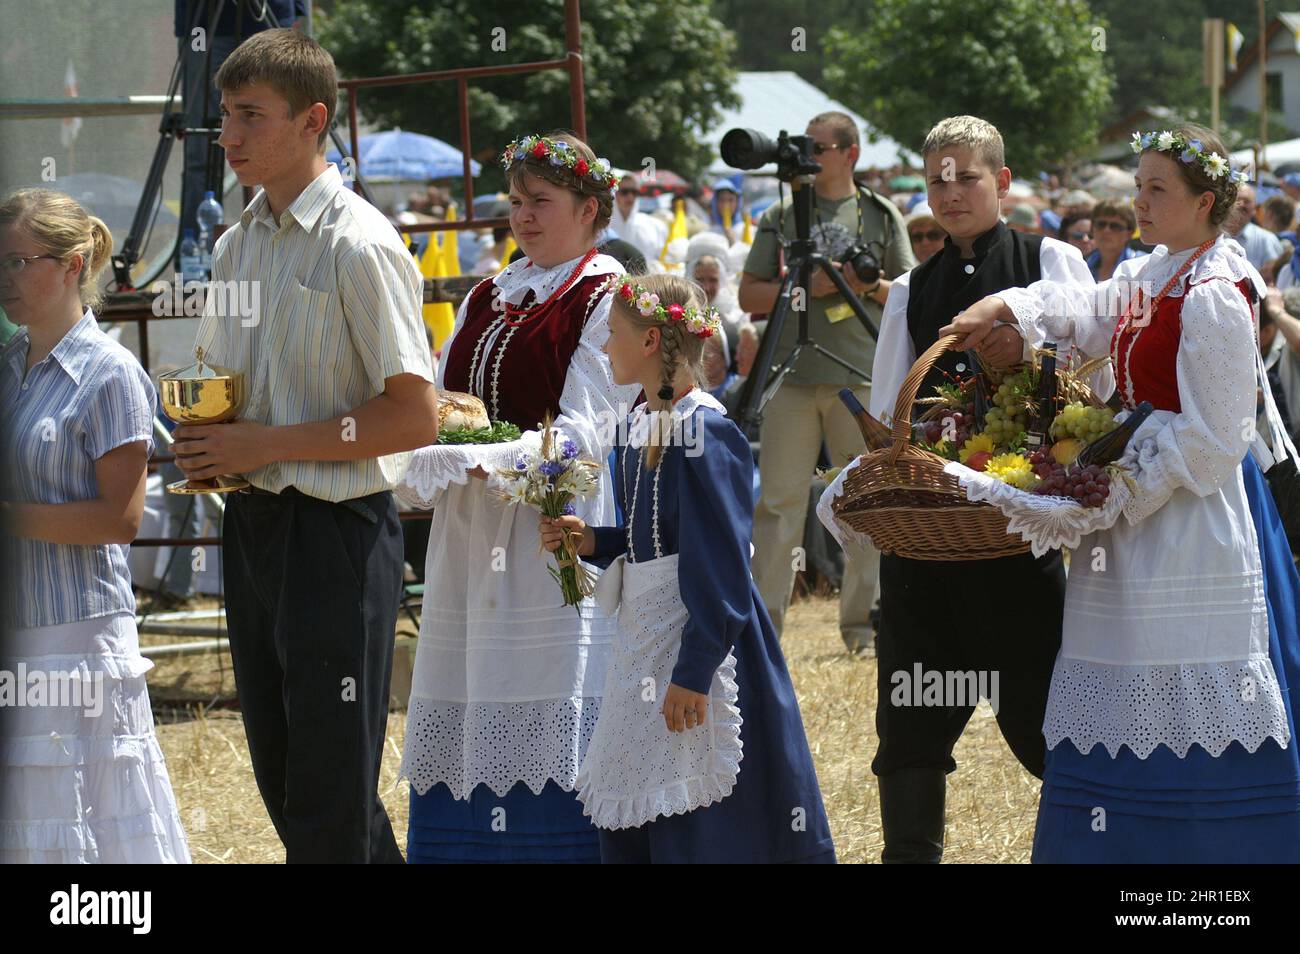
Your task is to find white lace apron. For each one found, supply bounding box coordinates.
[573,549,744,829]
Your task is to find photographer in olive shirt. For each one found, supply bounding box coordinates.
[740,111,914,653]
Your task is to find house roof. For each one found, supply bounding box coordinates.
[1224,13,1300,91]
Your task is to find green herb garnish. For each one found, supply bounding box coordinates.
[436,421,523,445]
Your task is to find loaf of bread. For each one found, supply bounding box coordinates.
[438,391,491,431]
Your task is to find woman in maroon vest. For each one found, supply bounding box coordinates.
[397,133,640,862]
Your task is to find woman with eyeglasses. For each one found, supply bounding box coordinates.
[1086,199,1146,281]
[609,173,667,264]
[1056,208,1094,259]
[0,188,190,863]
[904,206,945,263]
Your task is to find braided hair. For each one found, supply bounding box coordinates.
[612,273,709,469]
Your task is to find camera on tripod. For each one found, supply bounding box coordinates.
[721,126,887,431]
[720,128,822,183]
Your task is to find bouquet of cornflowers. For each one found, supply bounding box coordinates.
[495,415,601,608]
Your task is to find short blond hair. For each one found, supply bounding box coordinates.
[0,189,113,310]
[922,115,1005,172]
[215,29,336,149]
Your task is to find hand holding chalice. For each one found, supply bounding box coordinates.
[159,347,249,494]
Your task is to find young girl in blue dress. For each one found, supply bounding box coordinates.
[540,273,835,863]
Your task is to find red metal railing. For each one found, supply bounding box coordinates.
[338,0,587,240]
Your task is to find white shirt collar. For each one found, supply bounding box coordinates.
[627,387,727,448]
[492,250,623,304]
[1140,233,1263,299]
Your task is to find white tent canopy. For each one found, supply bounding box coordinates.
[702,71,918,175]
[1230,136,1300,177]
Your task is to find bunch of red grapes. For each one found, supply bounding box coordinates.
[1028,450,1111,509]
[920,404,976,447]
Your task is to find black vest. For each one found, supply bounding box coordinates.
[905,222,1043,400]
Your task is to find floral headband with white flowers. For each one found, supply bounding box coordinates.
[1130,130,1250,184]
[601,274,723,339]
[501,134,619,196]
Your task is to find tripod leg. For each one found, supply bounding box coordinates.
[739,263,805,430]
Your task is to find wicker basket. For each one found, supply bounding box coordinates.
[832,333,1032,561]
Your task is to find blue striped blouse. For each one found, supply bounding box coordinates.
[2,310,156,628]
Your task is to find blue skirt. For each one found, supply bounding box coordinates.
[1032,455,1300,863]
[597,580,836,865]
[407,780,600,864]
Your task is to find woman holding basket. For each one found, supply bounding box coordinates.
[946,124,1300,863]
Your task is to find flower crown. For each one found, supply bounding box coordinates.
[1130,130,1249,184]
[502,134,619,196]
[601,274,722,339]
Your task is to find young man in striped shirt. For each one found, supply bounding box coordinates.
[174,29,437,863]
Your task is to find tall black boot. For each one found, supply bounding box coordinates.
[878,767,946,864]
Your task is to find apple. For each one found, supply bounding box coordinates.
[1050,438,1083,466]
[965,451,992,472]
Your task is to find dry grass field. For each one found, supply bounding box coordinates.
[147,594,1040,864]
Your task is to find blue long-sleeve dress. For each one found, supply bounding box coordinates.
[583,390,836,863]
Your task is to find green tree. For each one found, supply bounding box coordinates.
[821,0,1112,172]
[709,0,874,88]
[317,0,740,183]
[1089,0,1268,128]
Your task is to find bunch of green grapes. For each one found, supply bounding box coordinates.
[981,407,1027,448]
[995,367,1034,399]
[1050,402,1117,442]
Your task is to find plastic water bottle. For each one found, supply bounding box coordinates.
[179,229,203,283]
[196,191,224,278]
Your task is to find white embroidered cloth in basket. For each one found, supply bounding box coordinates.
[817,452,1134,558]
[941,459,1133,557]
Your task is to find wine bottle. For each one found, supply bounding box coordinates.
[1024,343,1058,453]
[838,388,892,450]
[966,351,991,431]
[1075,400,1154,468]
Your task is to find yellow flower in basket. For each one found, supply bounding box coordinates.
[985,452,1036,490]
[958,433,995,464]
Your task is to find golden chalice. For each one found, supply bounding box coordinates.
[159,347,249,494]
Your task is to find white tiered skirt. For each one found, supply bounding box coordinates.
[1,612,190,863]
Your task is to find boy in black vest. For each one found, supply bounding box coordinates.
[867,116,1091,863]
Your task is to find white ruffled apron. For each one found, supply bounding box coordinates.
[574,552,744,829]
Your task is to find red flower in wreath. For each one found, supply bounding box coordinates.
[666,303,685,322]
[531,140,548,158]
[619,282,634,300]
[574,158,590,177]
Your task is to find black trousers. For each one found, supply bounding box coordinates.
[223,488,406,863]
[871,550,1065,780]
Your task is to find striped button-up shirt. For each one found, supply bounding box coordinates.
[2,311,155,628]
[195,163,434,502]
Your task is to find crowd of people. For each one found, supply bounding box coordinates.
[5,25,1300,865]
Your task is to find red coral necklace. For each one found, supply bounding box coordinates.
[502,247,599,327]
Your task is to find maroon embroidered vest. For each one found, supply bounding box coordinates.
[441,272,610,429]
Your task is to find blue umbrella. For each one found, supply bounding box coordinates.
[327,129,481,181]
